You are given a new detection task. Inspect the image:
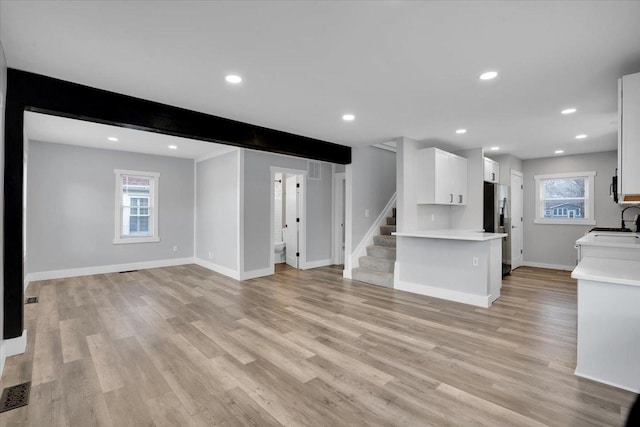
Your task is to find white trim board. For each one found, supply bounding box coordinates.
[194,258,241,281]
[394,276,491,308]
[25,257,194,288]
[240,266,274,281]
[304,259,332,270]
[574,370,640,394]
[345,192,396,276]
[0,331,28,379]
[522,261,575,271]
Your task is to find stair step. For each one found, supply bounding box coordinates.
[380,225,396,236]
[386,216,396,225]
[352,267,394,288]
[359,256,395,273]
[366,245,396,260]
[373,235,396,248]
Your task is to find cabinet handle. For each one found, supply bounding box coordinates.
[459,195,463,203]
[450,194,453,203]
[492,172,495,181]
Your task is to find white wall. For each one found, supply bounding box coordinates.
[26,141,194,274]
[195,150,240,275]
[243,149,332,273]
[522,150,622,269]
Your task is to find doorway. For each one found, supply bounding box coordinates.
[271,167,306,271]
[511,170,524,269]
[333,172,346,265]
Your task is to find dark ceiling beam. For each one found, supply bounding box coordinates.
[3,68,351,339]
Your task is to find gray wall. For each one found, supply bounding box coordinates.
[196,150,239,271]
[26,141,194,273]
[243,150,332,272]
[350,146,396,247]
[522,150,622,268]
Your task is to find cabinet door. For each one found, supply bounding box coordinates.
[484,158,499,183]
[454,156,468,205]
[434,149,453,204]
[620,72,640,200]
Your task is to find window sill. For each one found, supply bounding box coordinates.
[113,236,161,245]
[534,219,596,226]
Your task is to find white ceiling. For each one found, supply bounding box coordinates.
[2,1,640,159]
[24,112,237,160]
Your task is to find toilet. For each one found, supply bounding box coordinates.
[274,229,286,263]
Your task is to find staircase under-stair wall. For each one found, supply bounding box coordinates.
[352,208,396,288]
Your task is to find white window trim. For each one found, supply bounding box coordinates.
[534,171,596,225]
[114,169,161,244]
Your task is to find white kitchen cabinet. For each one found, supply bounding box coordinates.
[618,71,640,203]
[484,157,500,183]
[417,147,467,205]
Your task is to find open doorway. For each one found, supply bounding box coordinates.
[271,167,306,272]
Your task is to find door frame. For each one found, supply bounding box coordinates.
[270,166,307,270]
[510,170,524,269]
[332,172,346,265]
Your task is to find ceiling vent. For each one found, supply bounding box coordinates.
[308,161,321,180]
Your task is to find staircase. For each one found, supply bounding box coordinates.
[352,208,396,288]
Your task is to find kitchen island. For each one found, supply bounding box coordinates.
[393,230,506,307]
[572,256,640,393]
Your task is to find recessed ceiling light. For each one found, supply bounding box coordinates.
[561,108,577,115]
[479,71,498,80]
[575,134,587,139]
[490,146,500,151]
[455,129,467,134]
[555,150,564,154]
[225,74,242,84]
[108,137,118,142]
[342,114,355,122]
[168,145,177,150]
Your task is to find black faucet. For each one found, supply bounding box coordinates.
[621,205,640,231]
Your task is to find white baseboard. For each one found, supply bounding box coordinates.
[240,266,274,281]
[25,257,194,287]
[522,261,575,271]
[194,258,241,280]
[395,276,491,308]
[343,269,352,279]
[574,370,640,393]
[303,259,332,270]
[0,330,28,378]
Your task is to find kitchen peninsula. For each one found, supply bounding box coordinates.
[393,230,507,308]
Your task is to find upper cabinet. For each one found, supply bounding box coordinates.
[484,157,500,183]
[619,72,640,203]
[417,147,467,205]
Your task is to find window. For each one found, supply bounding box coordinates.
[534,171,596,225]
[114,169,160,244]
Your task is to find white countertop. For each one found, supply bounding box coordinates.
[576,231,640,249]
[572,257,640,287]
[393,229,507,241]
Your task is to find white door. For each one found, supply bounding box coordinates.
[333,173,346,265]
[511,171,524,269]
[285,175,299,268]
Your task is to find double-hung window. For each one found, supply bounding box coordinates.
[114,169,160,244]
[534,171,596,225]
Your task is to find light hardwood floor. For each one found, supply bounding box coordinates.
[0,265,635,426]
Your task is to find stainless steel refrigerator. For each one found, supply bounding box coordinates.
[483,182,511,277]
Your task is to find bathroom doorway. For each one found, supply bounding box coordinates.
[271,167,306,271]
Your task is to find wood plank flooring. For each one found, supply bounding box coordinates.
[0,265,635,426]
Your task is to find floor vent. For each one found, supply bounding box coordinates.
[0,382,30,413]
[119,270,139,274]
[25,297,38,304]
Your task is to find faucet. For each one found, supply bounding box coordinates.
[621,205,640,230]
